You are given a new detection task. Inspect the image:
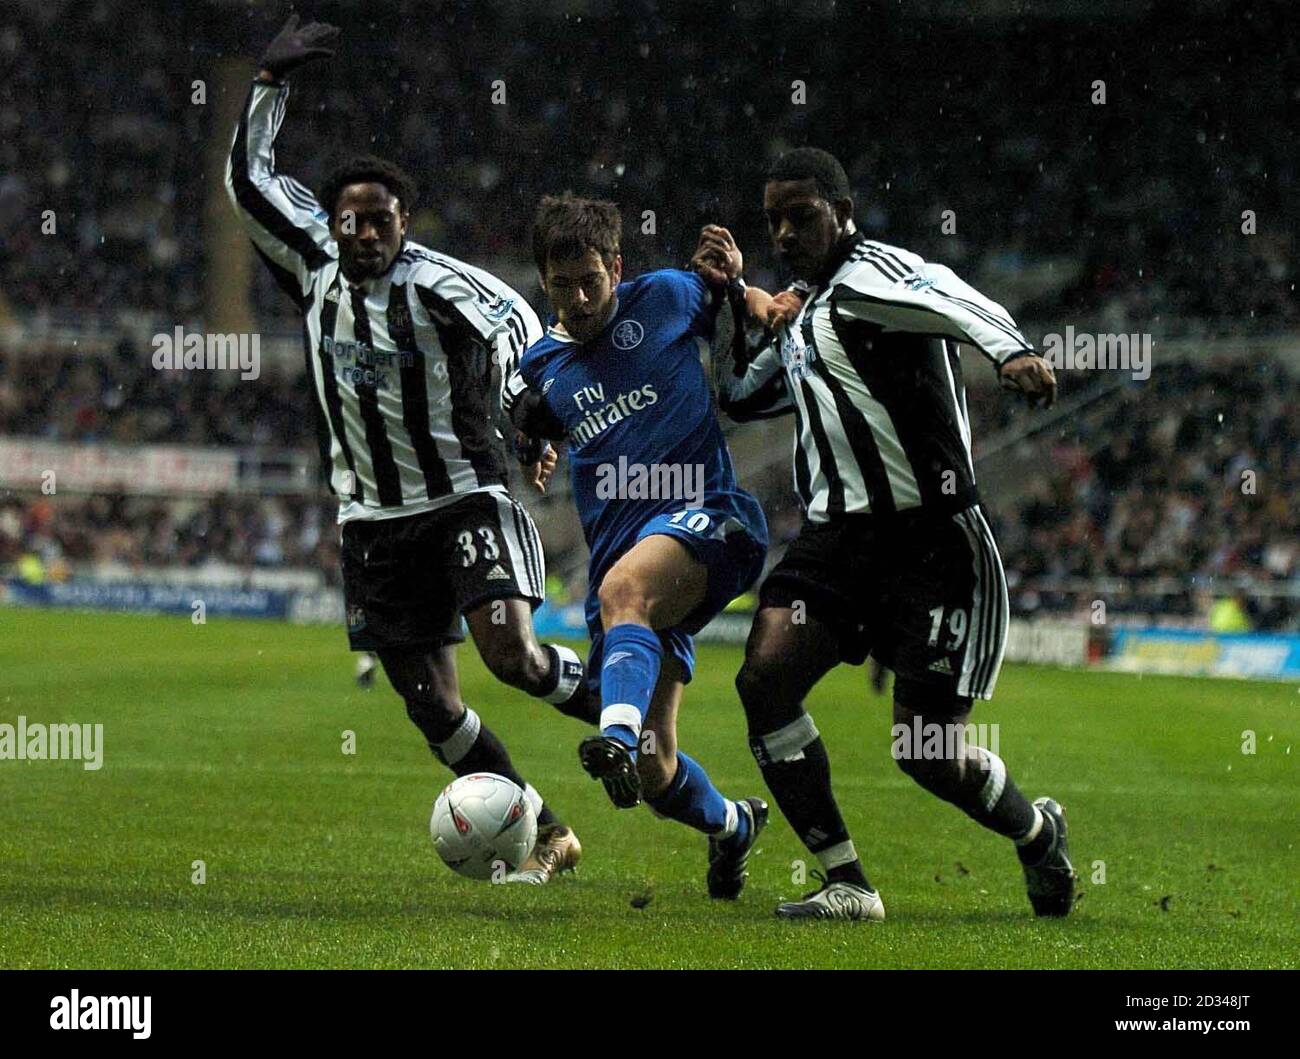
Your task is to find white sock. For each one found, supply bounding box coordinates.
[815,839,859,871]
[1014,805,1046,846]
[715,799,740,839]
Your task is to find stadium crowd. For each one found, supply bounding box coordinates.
[0,491,339,582]
[1,1,1296,629]
[989,361,1300,628]
[3,356,1297,628]
[0,2,1293,335]
[0,336,303,447]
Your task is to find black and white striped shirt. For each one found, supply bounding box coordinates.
[718,232,1033,521]
[225,81,542,523]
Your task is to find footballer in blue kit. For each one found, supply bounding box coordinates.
[504,194,770,899]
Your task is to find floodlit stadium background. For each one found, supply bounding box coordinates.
[2,0,1297,679]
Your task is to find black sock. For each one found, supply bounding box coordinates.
[750,714,872,892]
[827,862,872,889]
[540,645,599,725]
[431,706,560,828]
[945,746,1038,842]
[553,684,601,726]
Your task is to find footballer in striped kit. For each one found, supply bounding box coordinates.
[225,15,594,885]
[712,148,1077,921]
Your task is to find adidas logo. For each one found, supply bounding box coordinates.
[486,564,511,581]
[928,657,954,674]
[604,651,633,668]
[324,287,340,303]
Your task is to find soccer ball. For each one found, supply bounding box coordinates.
[430,773,538,880]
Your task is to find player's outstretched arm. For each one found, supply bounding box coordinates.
[829,250,1055,407]
[745,285,806,329]
[224,15,340,305]
[997,352,1058,409]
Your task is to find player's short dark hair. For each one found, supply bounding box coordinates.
[532,193,622,274]
[766,147,852,203]
[318,155,418,221]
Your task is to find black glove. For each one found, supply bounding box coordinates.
[512,431,546,466]
[259,14,340,79]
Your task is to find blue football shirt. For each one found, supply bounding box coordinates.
[516,269,766,588]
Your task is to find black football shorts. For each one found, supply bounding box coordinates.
[340,489,545,652]
[759,504,1009,701]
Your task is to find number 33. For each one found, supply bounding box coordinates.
[456,527,500,567]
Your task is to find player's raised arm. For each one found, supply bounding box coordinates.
[225,15,340,305]
[688,225,795,422]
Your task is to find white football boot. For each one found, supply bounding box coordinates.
[775,872,885,922]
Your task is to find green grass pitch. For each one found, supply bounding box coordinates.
[1,608,1295,969]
